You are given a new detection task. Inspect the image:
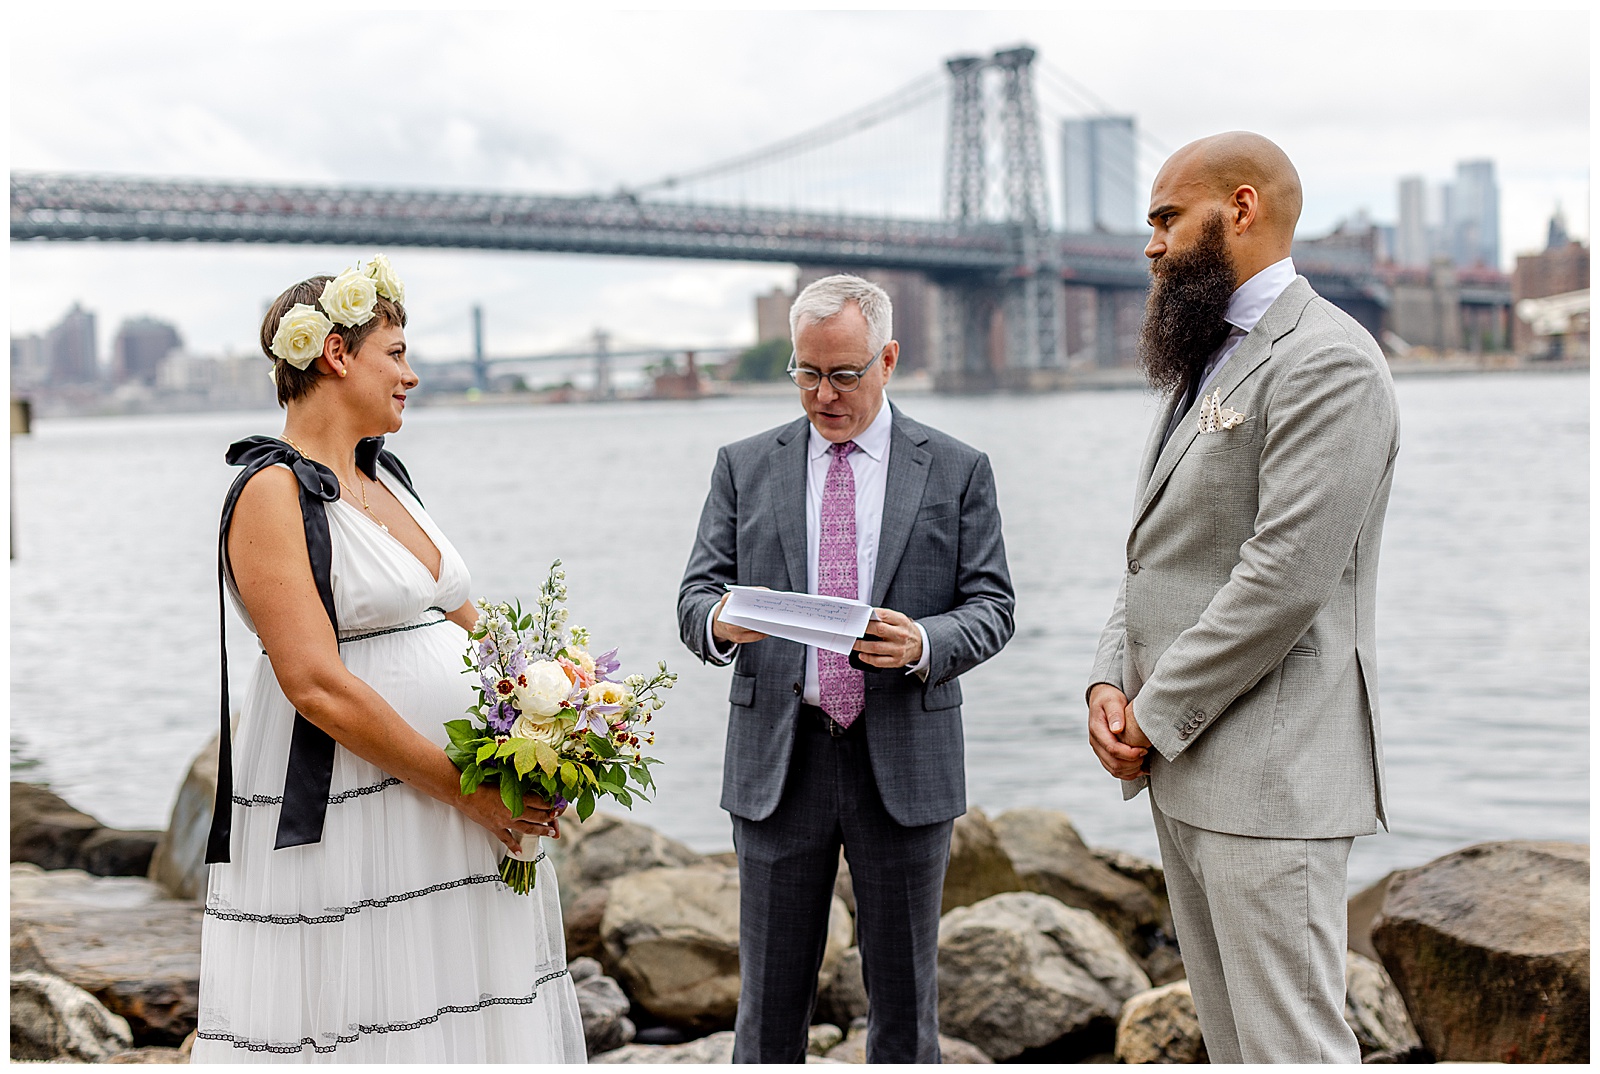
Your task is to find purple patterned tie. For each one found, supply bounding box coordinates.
[817,441,865,728]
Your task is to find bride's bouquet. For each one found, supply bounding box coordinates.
[446,560,675,894]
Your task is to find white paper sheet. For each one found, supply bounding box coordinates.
[720,586,875,655]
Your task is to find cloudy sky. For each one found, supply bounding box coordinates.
[9,7,1590,364]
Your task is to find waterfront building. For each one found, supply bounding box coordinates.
[1061,116,1138,234]
[45,304,98,385]
[11,334,49,392]
[112,317,183,386]
[1511,209,1589,357]
[1395,176,1431,268]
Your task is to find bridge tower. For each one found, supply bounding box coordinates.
[935,45,1062,391]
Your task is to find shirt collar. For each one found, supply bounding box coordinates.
[808,396,893,462]
[1224,257,1297,334]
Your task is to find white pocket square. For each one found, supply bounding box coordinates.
[1197,388,1247,433]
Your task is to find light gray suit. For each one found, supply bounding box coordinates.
[1090,277,1399,1062]
[680,404,1014,1063]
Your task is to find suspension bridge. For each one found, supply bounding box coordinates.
[11,45,1409,390]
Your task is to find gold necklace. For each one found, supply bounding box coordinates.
[281,436,389,533]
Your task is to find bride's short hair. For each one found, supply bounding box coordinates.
[260,278,408,407]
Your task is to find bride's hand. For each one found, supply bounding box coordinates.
[455,786,564,850]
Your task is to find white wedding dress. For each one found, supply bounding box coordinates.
[193,464,587,1063]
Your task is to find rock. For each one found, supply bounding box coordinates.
[11,783,102,872]
[834,853,855,916]
[815,946,868,1029]
[941,808,1023,914]
[10,969,135,1062]
[565,886,610,964]
[12,923,55,975]
[1344,950,1421,1059]
[992,810,1166,964]
[1372,841,1588,1063]
[822,1022,992,1063]
[105,1047,190,1063]
[1346,871,1396,964]
[936,891,1150,1061]
[11,864,202,1047]
[808,1023,843,1055]
[549,813,703,910]
[147,734,221,901]
[592,1030,737,1063]
[570,957,636,1056]
[77,829,162,879]
[1091,847,1167,900]
[1113,979,1206,1064]
[602,864,851,1031]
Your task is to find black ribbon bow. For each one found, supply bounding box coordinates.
[205,435,422,865]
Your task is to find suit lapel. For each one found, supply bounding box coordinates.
[772,417,810,593]
[871,407,932,608]
[1133,277,1316,527]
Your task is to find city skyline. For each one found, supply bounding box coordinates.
[10,9,1588,362]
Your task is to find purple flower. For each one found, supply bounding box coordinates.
[552,795,570,812]
[574,709,612,737]
[594,648,622,680]
[477,638,496,664]
[486,701,519,735]
[506,648,528,676]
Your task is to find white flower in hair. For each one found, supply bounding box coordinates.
[364,254,406,304]
[318,266,379,327]
[269,303,335,369]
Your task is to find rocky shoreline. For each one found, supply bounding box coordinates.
[10,736,1590,1064]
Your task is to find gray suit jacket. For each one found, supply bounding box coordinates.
[679,405,1015,827]
[1090,277,1399,840]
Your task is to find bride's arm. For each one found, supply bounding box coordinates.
[445,602,478,632]
[228,467,556,847]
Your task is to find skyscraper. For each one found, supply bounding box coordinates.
[45,304,98,385]
[1449,159,1499,269]
[1395,176,1431,268]
[112,317,183,386]
[1061,117,1137,233]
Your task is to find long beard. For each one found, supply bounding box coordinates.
[1138,213,1237,399]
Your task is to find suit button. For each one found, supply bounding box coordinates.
[1128,559,1141,574]
[792,682,802,696]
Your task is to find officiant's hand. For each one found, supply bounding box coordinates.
[712,591,769,645]
[852,608,923,668]
[457,786,564,849]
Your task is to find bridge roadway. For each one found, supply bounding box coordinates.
[11,172,1159,290]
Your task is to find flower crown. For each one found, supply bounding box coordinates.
[268,255,406,370]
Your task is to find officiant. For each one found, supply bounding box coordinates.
[677,274,1015,1064]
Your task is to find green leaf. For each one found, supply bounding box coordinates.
[533,741,560,777]
[560,761,578,785]
[444,720,477,748]
[613,788,634,808]
[496,739,521,759]
[512,739,541,779]
[587,733,617,760]
[476,741,498,764]
[501,776,523,818]
[576,788,597,822]
[459,763,485,796]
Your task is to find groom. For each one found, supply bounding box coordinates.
[1087,133,1399,1063]
[678,274,1014,1063]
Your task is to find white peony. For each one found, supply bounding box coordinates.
[586,681,630,709]
[269,303,334,369]
[318,267,378,327]
[515,660,573,718]
[363,254,406,304]
[510,712,567,747]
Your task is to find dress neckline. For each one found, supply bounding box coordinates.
[334,469,443,585]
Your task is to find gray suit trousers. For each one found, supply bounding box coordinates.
[1151,797,1360,1064]
[732,714,952,1064]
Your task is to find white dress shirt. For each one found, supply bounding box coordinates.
[707,398,931,698]
[1164,257,1297,447]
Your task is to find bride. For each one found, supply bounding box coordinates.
[192,260,587,1063]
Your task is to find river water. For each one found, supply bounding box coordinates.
[10,372,1589,889]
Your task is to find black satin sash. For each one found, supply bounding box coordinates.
[205,435,424,865]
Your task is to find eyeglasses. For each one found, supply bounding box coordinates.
[787,349,882,393]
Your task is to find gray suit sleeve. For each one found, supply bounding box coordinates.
[677,446,738,666]
[1087,573,1127,700]
[1138,341,1398,761]
[918,453,1016,687]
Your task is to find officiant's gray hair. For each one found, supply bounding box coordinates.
[789,275,893,358]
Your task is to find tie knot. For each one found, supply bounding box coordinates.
[831,440,857,459]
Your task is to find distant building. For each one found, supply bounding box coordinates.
[1061,117,1138,233]
[1511,209,1589,357]
[1395,160,1501,271]
[112,317,183,386]
[755,286,793,344]
[45,304,98,385]
[1449,159,1499,269]
[11,334,49,392]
